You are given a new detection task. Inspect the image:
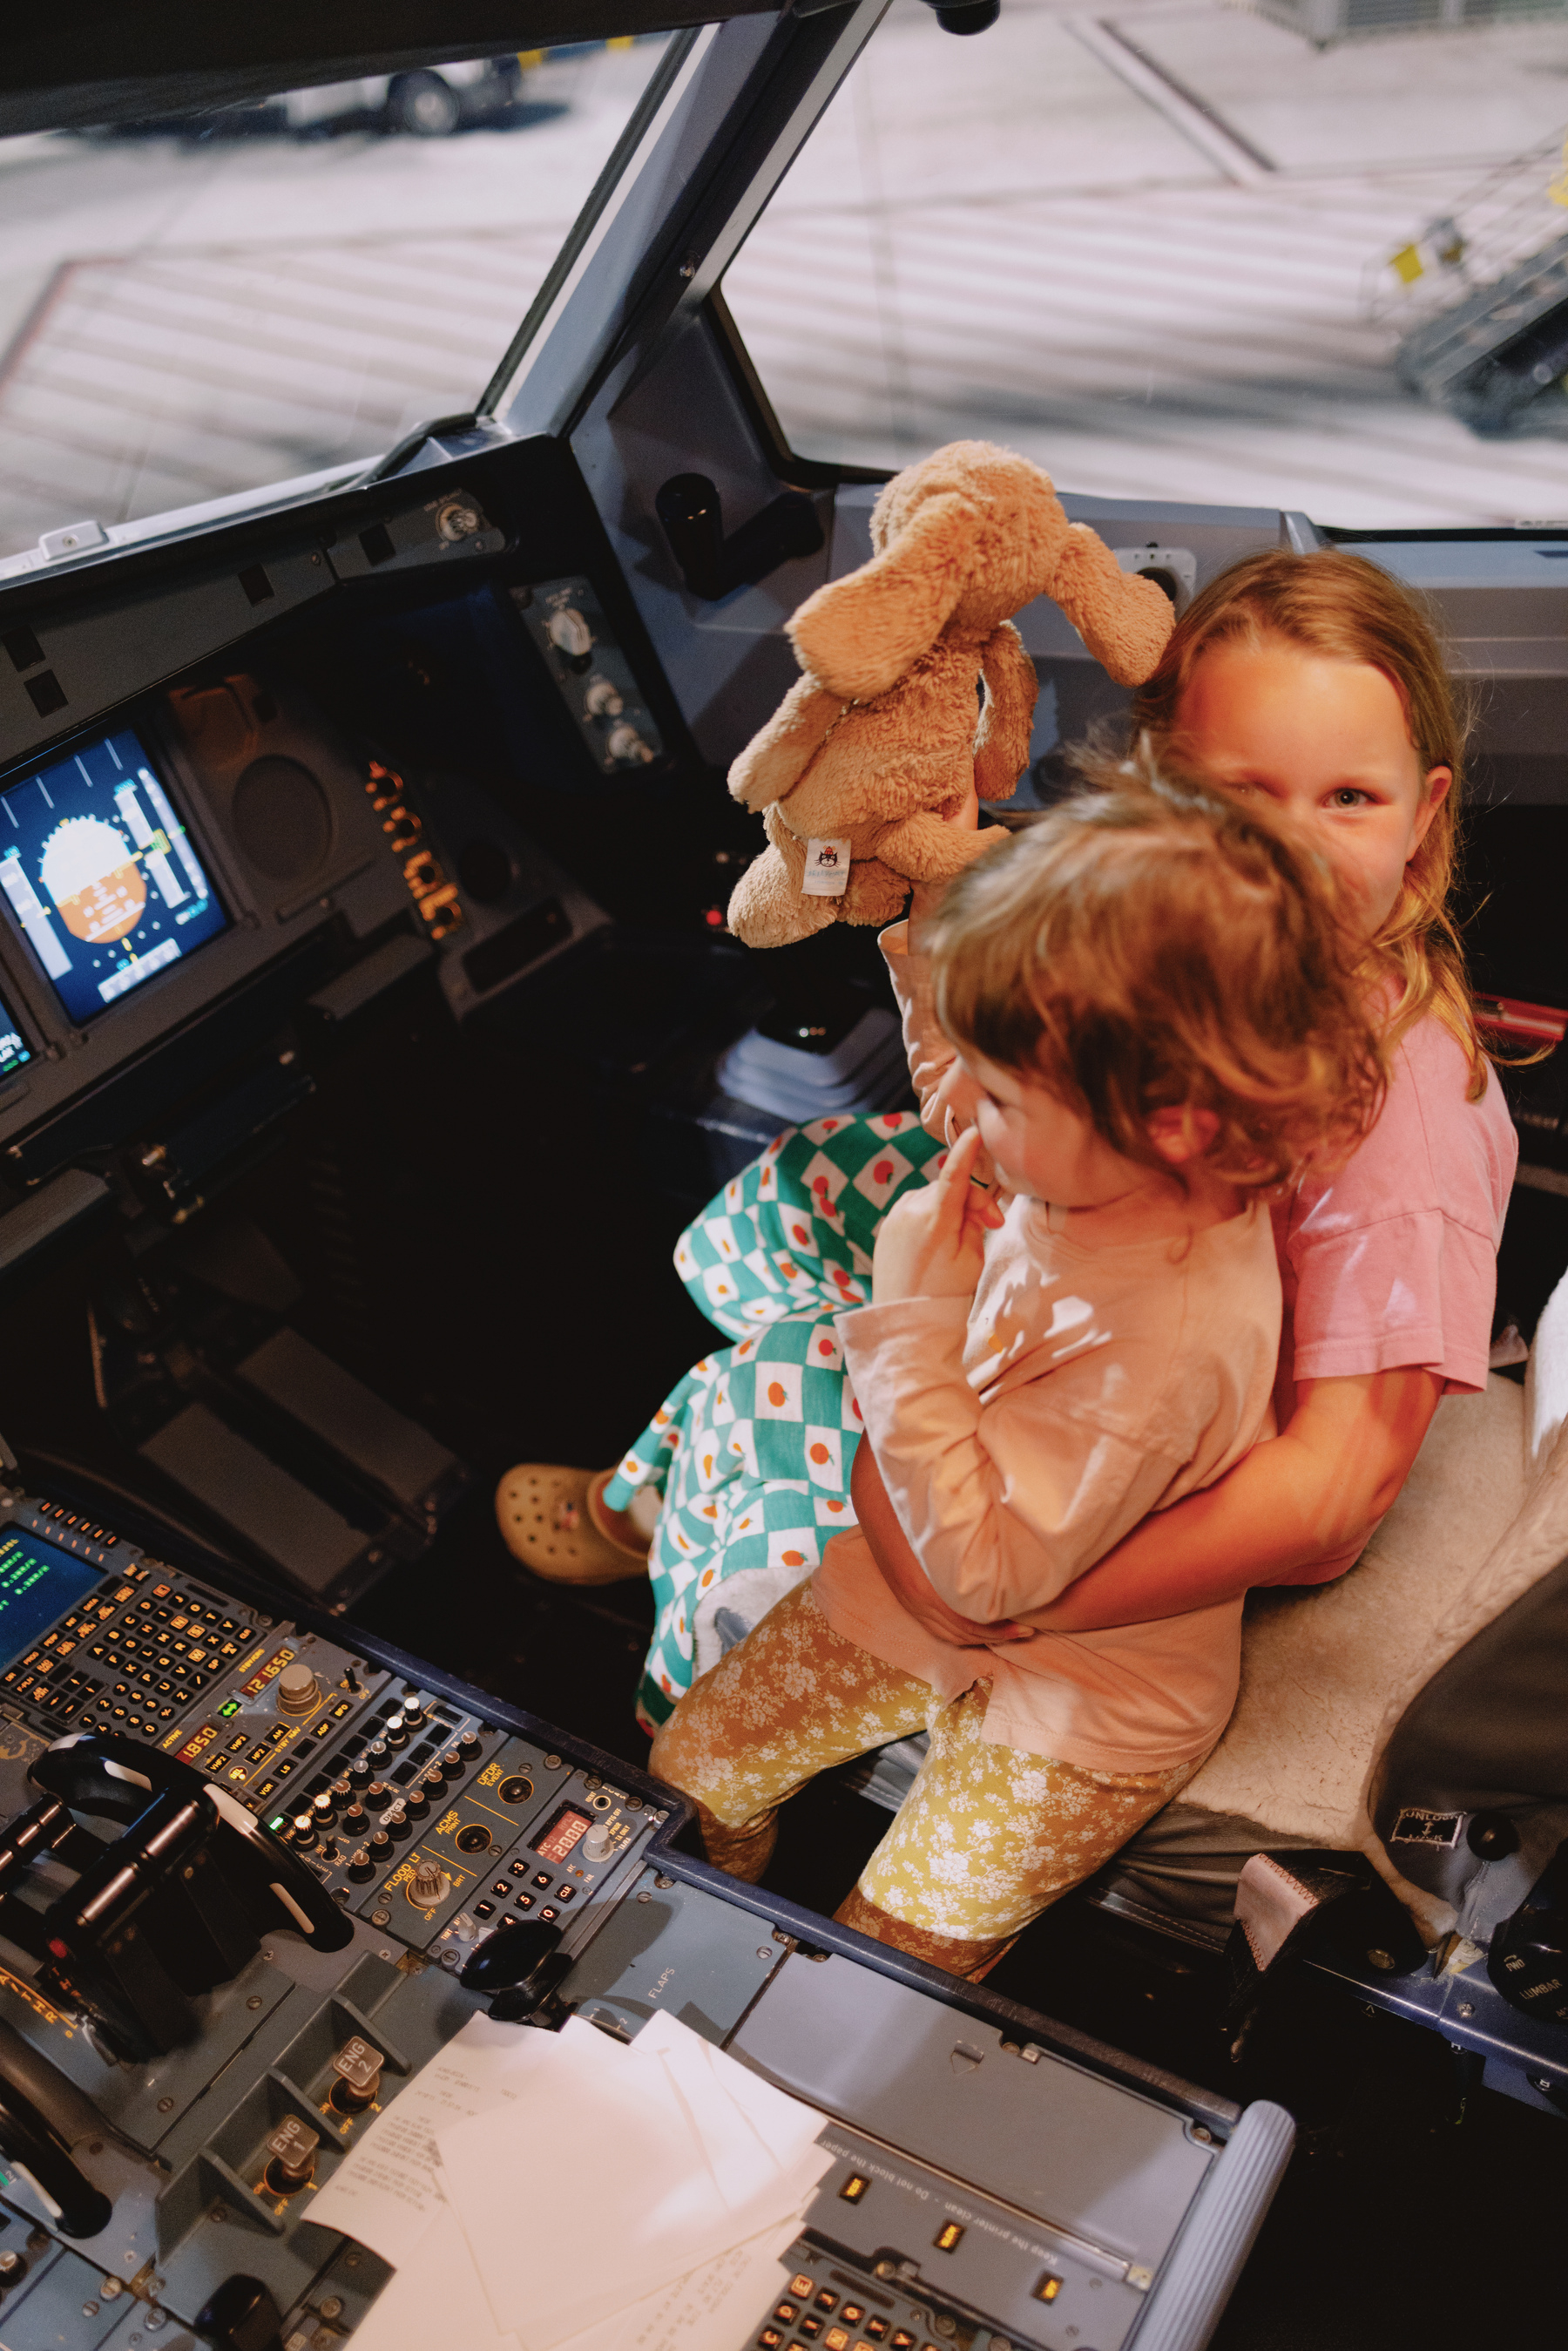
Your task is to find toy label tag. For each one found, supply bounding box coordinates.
[802,837,851,897]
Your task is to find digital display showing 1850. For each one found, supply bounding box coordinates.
[0,728,228,1025]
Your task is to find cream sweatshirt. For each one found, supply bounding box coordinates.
[809,922,1280,1770]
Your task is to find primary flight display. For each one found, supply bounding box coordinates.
[0,728,228,1024]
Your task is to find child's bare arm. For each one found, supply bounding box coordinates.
[1027,1366,1443,1631]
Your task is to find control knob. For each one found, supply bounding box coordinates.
[546,606,594,666]
[291,1813,316,1850]
[368,1830,393,1864]
[584,678,624,719]
[311,1792,335,1826]
[342,1801,368,1837]
[331,2036,385,2112]
[408,1859,450,1909]
[384,1803,412,1842]
[402,1698,426,1729]
[276,1660,321,1717]
[384,1714,409,1750]
[436,1748,463,1780]
[347,1848,375,1882]
[264,2114,319,2197]
[366,1738,389,1766]
[457,1731,482,1760]
[582,1819,616,1864]
[606,723,652,766]
[404,1781,430,1818]
[347,1756,372,1789]
[436,498,482,544]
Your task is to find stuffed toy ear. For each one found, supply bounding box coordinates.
[789,492,983,703]
[973,621,1038,803]
[1048,524,1176,688]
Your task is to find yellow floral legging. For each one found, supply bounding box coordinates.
[649,1584,1201,1981]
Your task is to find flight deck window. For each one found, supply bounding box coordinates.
[0,40,672,564]
[0,729,227,1021]
[723,0,1568,529]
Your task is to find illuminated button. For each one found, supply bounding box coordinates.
[933,2222,964,2253]
[1034,2277,1061,2304]
[841,2312,864,2327]
[864,2322,888,2339]
[774,2306,799,2325]
[825,2331,849,2350]
[475,1900,496,1919]
[508,1860,529,1877]
[890,2333,916,2347]
[513,1892,535,1912]
[555,1884,576,1902]
[814,2297,839,2315]
[759,2334,784,2349]
[839,2175,870,2205]
[799,2320,822,2339]
[533,1872,551,1889]
[789,2282,813,2305]
[539,1905,558,1922]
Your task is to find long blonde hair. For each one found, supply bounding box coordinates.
[1130,548,1489,1098]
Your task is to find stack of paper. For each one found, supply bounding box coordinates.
[310,2011,835,2351]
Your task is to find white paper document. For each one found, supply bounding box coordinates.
[350,2197,522,2351]
[304,2011,564,2264]
[438,2014,833,2348]
[436,2012,833,2349]
[320,2008,834,2351]
[551,2217,808,2351]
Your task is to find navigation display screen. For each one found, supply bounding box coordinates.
[0,987,32,1086]
[0,1529,101,1674]
[0,728,227,1023]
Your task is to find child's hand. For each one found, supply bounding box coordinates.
[873,1126,1004,1306]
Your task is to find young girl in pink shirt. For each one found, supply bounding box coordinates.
[989,549,1517,1640]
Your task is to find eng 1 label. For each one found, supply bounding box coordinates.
[801,837,851,897]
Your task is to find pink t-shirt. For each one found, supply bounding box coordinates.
[1274,1016,1517,1405]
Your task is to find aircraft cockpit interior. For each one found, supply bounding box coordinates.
[0,3,1563,2344]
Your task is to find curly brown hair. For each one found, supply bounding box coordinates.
[929,753,1387,1192]
[1128,546,1488,1098]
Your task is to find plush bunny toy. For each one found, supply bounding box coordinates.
[724,441,1177,949]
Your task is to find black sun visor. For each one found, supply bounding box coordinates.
[0,0,781,138]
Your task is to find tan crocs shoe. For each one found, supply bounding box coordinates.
[496,1465,651,1586]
